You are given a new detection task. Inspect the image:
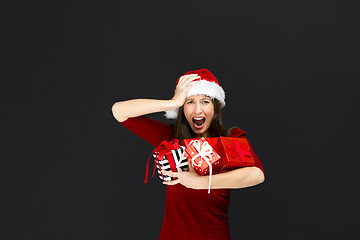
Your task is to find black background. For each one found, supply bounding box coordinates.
[1,0,359,239]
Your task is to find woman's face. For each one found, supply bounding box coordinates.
[183,94,215,138]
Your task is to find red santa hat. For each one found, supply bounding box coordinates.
[165,69,226,119]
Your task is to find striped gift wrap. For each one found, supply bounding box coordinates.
[153,146,189,181]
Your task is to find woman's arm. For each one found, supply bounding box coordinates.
[112,99,179,122]
[111,74,200,122]
[162,165,265,189]
[207,166,265,189]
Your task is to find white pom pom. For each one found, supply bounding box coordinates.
[164,109,179,119]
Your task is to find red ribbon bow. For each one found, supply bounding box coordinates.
[226,140,251,163]
[144,139,180,183]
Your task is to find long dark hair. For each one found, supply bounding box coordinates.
[174,98,229,142]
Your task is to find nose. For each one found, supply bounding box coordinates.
[195,102,203,114]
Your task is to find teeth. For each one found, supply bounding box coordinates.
[194,117,204,120]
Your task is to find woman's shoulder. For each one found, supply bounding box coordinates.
[119,115,174,146]
[227,126,247,138]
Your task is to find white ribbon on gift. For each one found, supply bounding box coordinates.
[188,138,215,194]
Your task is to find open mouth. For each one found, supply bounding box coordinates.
[192,117,206,129]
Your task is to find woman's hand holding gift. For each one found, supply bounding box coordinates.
[162,164,209,190]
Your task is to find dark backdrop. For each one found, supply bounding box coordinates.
[1,0,358,239]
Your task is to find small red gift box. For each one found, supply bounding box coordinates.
[182,137,221,175]
[215,137,255,170]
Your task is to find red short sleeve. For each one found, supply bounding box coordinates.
[119,115,174,147]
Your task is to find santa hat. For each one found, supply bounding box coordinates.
[165,69,226,119]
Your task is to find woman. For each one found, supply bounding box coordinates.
[112,69,265,239]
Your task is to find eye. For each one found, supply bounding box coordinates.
[186,100,194,104]
[202,100,210,104]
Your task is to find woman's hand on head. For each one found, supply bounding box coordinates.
[162,164,208,189]
[172,74,201,107]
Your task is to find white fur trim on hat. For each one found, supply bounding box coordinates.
[164,108,179,119]
[164,80,226,119]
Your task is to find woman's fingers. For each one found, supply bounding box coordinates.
[177,75,189,85]
[188,163,196,172]
[162,170,179,178]
[163,179,180,185]
[186,75,200,86]
[180,75,201,91]
[179,74,198,82]
[172,74,200,104]
[178,74,200,87]
[162,170,181,185]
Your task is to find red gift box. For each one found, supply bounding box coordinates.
[215,137,255,170]
[182,137,221,175]
[182,137,221,193]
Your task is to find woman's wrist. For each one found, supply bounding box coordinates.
[169,98,184,110]
[200,175,211,189]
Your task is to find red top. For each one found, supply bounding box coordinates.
[120,115,264,240]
